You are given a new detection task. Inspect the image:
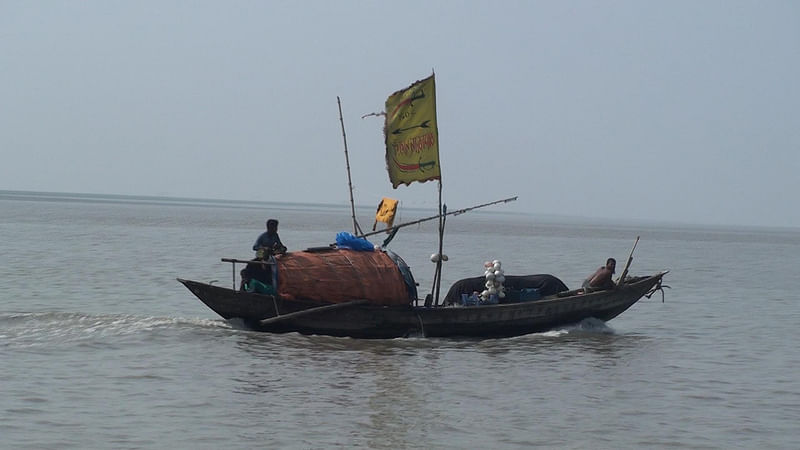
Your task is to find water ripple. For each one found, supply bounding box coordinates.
[0,311,231,349]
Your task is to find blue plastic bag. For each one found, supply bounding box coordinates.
[335,231,375,251]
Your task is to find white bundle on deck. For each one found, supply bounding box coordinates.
[481,260,506,301]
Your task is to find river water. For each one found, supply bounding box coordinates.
[1,192,798,449]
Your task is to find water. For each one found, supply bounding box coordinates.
[2,192,799,449]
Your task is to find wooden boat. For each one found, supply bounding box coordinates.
[177,259,667,339]
[178,75,668,338]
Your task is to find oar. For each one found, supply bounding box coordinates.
[616,236,640,286]
[258,299,368,326]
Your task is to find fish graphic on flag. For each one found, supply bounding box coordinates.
[384,74,441,188]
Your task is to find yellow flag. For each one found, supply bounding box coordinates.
[373,197,399,230]
[384,74,440,188]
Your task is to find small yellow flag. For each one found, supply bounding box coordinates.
[384,74,441,188]
[373,197,399,231]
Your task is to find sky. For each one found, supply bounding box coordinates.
[2,1,799,228]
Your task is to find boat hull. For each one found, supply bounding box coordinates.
[178,272,666,338]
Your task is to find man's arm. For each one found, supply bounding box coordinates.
[252,233,265,251]
[274,235,287,253]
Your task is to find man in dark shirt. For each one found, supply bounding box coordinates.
[252,219,287,257]
[582,258,616,291]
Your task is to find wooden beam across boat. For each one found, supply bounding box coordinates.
[258,299,369,326]
[221,258,274,265]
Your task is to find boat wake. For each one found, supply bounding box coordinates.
[570,317,617,333]
[398,317,616,341]
[0,311,231,349]
[530,318,616,338]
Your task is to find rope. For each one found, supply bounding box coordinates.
[644,277,671,303]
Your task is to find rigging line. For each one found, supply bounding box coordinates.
[645,278,670,303]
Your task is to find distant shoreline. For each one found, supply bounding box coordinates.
[0,189,344,211]
[2,189,798,233]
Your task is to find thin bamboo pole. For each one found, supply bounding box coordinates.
[357,196,517,240]
[337,96,363,235]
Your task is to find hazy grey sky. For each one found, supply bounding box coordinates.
[2,1,798,228]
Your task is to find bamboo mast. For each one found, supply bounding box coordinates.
[431,69,445,307]
[432,190,446,307]
[337,96,363,235]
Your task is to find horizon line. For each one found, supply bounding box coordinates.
[2,188,798,233]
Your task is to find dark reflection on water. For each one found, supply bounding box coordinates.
[228,332,444,448]
[218,321,659,448]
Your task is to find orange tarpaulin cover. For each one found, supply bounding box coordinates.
[275,249,411,306]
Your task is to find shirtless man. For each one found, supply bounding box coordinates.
[582,258,616,291]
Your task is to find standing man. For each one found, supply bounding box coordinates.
[253,219,287,258]
[582,258,616,291]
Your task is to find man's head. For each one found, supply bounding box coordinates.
[606,258,616,272]
[266,219,279,232]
